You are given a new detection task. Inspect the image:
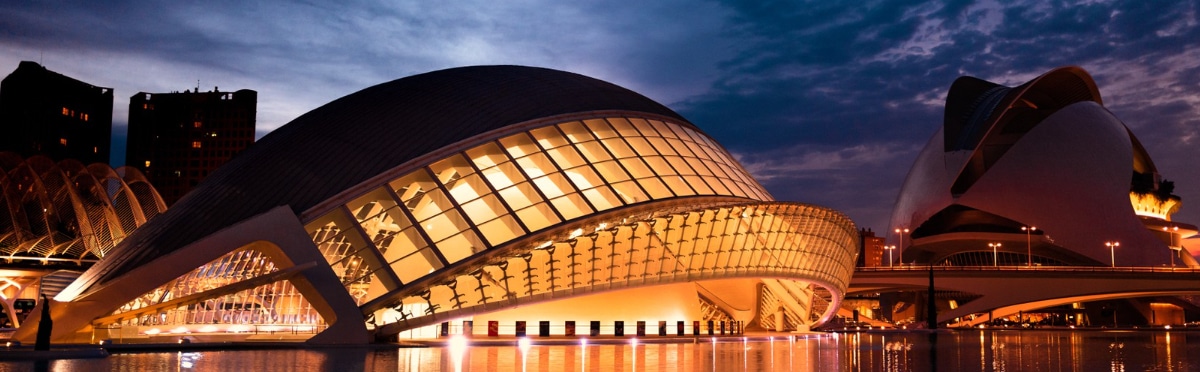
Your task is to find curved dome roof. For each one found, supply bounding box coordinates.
[81,65,690,290]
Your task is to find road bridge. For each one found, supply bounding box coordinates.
[849,266,1200,326]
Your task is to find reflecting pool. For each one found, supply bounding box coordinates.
[2,330,1199,371]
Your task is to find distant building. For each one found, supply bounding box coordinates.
[126,88,257,205]
[857,228,885,267]
[0,61,113,164]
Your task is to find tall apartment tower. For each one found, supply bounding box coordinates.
[857,228,886,267]
[0,61,113,164]
[127,88,256,205]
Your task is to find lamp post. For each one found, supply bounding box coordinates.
[988,242,1002,266]
[894,228,909,266]
[1022,226,1037,266]
[1105,241,1120,267]
[1164,226,1180,267]
[884,245,896,267]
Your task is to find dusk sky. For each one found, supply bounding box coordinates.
[2,1,1198,236]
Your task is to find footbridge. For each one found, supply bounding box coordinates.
[849,266,1200,326]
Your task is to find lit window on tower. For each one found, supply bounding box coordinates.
[192,141,202,149]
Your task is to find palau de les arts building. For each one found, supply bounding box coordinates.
[15,66,859,344]
[891,66,1197,268]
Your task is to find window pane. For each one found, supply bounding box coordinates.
[684,175,714,194]
[666,156,695,175]
[628,118,660,137]
[407,188,453,222]
[437,231,486,264]
[515,152,557,178]
[480,161,525,190]
[582,186,622,211]
[574,141,612,162]
[662,175,696,196]
[550,193,593,220]
[421,209,472,242]
[649,120,679,139]
[477,215,524,246]
[460,194,508,224]
[563,166,604,191]
[636,177,675,199]
[515,202,560,231]
[685,157,714,176]
[606,117,641,137]
[547,146,587,169]
[557,121,594,143]
[584,118,617,139]
[647,137,677,156]
[429,154,474,184]
[600,138,636,159]
[704,177,732,195]
[593,160,631,182]
[466,142,509,170]
[500,133,540,158]
[611,181,648,204]
[619,158,655,179]
[497,181,542,210]
[644,156,677,175]
[532,173,575,199]
[530,126,569,149]
[445,173,489,204]
[380,226,427,264]
[667,138,695,157]
[624,137,658,156]
[391,248,442,283]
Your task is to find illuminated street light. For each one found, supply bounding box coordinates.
[1022,226,1037,266]
[1164,226,1180,267]
[894,228,909,265]
[884,245,896,267]
[1105,241,1120,267]
[988,243,1002,266]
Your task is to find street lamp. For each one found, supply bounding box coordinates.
[1105,241,1120,267]
[1022,226,1037,266]
[884,245,896,267]
[988,242,1002,266]
[894,228,909,265]
[1164,226,1180,267]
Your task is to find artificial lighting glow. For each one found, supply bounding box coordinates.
[631,338,639,347]
[569,228,584,239]
[518,337,532,353]
[144,328,162,335]
[198,325,220,333]
[171,327,191,334]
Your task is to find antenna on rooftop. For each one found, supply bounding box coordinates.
[196,80,200,92]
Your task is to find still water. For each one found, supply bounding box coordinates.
[2,330,1198,371]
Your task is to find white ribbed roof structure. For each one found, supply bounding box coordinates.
[22,66,858,344]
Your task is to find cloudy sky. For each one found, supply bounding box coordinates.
[2,0,1198,236]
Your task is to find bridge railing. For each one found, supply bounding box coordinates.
[856,265,1200,273]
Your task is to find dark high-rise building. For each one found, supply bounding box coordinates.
[0,61,113,164]
[857,228,885,267]
[126,88,256,205]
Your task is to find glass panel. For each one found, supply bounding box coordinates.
[619,158,655,179]
[500,133,540,158]
[662,175,696,196]
[477,215,523,246]
[437,231,486,264]
[611,181,648,204]
[704,177,732,195]
[584,118,617,139]
[515,202,560,231]
[497,181,542,210]
[624,137,658,156]
[391,248,442,283]
[563,166,604,191]
[683,175,714,194]
[649,120,679,139]
[666,138,695,157]
[666,156,696,175]
[421,209,472,243]
[647,137,678,156]
[466,142,509,170]
[445,173,489,204]
[574,141,612,162]
[593,160,631,182]
[628,118,660,137]
[515,153,556,178]
[547,145,587,169]
[581,186,622,212]
[643,156,677,175]
[532,173,575,199]
[429,154,475,184]
[346,187,397,224]
[380,225,429,266]
[636,177,675,199]
[550,193,593,220]
[460,194,508,224]
[530,126,569,149]
[600,138,636,159]
[557,121,594,143]
[685,157,714,176]
[480,161,524,190]
[607,117,640,137]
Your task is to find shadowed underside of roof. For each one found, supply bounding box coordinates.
[75,65,691,294]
